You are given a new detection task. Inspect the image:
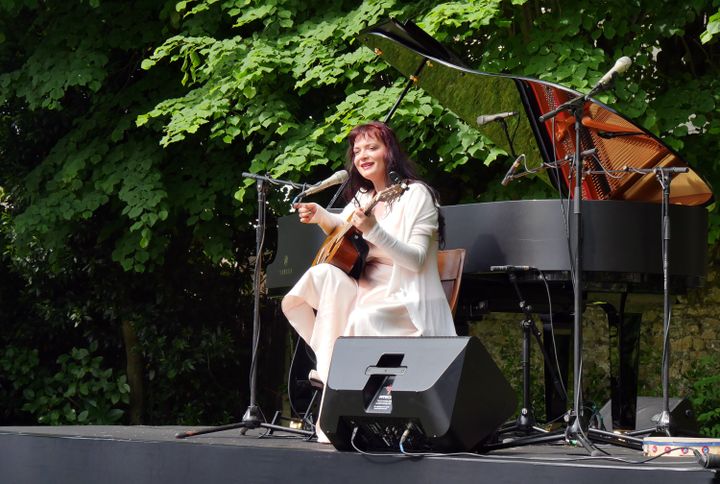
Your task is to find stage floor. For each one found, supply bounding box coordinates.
[0,425,717,483]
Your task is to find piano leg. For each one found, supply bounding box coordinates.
[541,313,571,425]
[453,308,470,336]
[601,300,641,431]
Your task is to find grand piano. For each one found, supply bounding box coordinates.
[266,19,713,432]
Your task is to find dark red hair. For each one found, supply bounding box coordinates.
[342,121,445,244]
[343,121,419,199]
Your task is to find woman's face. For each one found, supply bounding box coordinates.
[352,133,388,190]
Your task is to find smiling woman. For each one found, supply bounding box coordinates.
[281,121,456,442]
[352,131,388,190]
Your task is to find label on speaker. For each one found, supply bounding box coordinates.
[367,376,394,414]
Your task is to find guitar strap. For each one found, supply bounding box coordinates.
[347,232,369,279]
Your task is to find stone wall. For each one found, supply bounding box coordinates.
[468,247,720,420]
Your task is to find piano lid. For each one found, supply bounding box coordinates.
[358,19,713,206]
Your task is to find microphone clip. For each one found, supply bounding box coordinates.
[500,154,526,187]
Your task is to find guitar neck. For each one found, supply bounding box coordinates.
[344,195,382,222]
[345,183,405,221]
[362,198,382,216]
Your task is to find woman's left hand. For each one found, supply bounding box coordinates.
[351,208,376,233]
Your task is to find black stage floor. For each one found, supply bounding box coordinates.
[0,425,717,484]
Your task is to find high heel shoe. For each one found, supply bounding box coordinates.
[308,369,324,388]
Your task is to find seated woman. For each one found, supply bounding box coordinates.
[281,121,456,441]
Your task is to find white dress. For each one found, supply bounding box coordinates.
[281,182,456,383]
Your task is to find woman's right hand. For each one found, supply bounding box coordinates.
[294,202,319,224]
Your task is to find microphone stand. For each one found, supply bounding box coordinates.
[484,145,640,451]
[536,91,600,454]
[484,85,645,453]
[590,166,687,437]
[493,268,567,438]
[507,85,635,453]
[654,168,679,436]
[176,173,313,440]
[498,118,518,159]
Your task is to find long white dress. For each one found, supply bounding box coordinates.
[281,182,456,384]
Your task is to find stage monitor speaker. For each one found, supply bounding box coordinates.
[598,396,700,436]
[318,336,517,452]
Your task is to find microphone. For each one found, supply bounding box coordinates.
[553,148,597,165]
[299,170,349,197]
[653,167,689,174]
[490,265,535,272]
[501,154,525,186]
[477,111,517,126]
[594,56,632,89]
[597,130,646,139]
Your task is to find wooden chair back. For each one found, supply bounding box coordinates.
[437,248,466,316]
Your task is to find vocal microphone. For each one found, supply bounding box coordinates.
[594,56,632,89]
[299,170,349,197]
[500,154,525,186]
[477,111,517,126]
[490,265,535,272]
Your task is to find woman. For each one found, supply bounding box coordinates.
[281,122,456,438]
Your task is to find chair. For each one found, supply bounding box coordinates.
[291,247,467,435]
[437,248,466,316]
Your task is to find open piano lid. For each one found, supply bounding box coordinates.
[358,19,713,206]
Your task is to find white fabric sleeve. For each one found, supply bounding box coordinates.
[362,184,438,272]
[311,205,345,235]
[363,223,431,272]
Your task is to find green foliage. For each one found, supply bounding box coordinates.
[137,319,244,424]
[701,8,720,43]
[688,355,720,437]
[135,0,408,180]
[420,0,505,41]
[0,344,129,425]
[2,0,720,426]
[5,0,719,275]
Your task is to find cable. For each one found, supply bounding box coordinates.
[348,422,711,470]
[590,152,625,180]
[693,448,720,469]
[247,182,268,413]
[538,269,568,400]
[286,335,303,419]
[355,433,706,468]
[399,426,411,454]
[349,427,406,457]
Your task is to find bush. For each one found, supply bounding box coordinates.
[0,342,129,425]
[688,355,720,437]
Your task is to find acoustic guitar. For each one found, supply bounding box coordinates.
[312,181,407,278]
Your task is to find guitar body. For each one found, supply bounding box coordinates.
[312,224,369,279]
[310,180,406,279]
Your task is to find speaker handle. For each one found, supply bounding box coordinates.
[365,366,407,376]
